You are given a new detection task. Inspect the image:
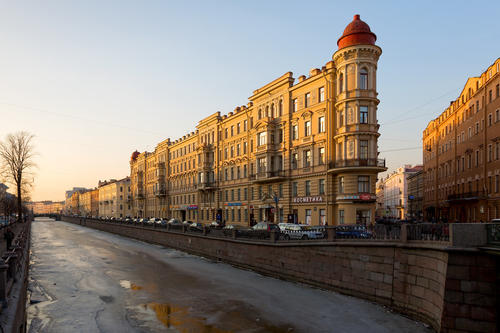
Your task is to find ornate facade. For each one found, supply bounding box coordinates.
[423,58,500,222]
[130,15,386,225]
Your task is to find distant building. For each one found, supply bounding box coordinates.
[407,170,424,221]
[26,201,64,214]
[98,177,131,218]
[64,187,88,214]
[377,165,423,219]
[375,182,385,218]
[423,58,500,222]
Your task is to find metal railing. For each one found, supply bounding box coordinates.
[329,158,386,169]
[447,191,486,201]
[486,224,500,246]
[0,219,30,312]
[407,223,449,242]
[65,216,500,247]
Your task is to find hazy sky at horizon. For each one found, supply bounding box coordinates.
[1,1,499,201]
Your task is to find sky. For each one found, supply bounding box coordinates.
[1,1,499,201]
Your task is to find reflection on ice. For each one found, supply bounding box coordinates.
[119,280,143,290]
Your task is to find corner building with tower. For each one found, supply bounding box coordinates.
[129,15,386,225]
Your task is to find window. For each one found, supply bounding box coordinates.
[231,189,234,201]
[243,142,247,154]
[496,84,499,98]
[291,153,298,169]
[292,125,298,140]
[319,179,325,195]
[318,116,325,133]
[258,157,266,173]
[305,180,311,196]
[304,150,311,167]
[257,132,266,146]
[360,140,368,159]
[360,106,368,124]
[358,176,369,193]
[489,90,493,103]
[339,210,345,224]
[339,73,344,93]
[279,100,283,116]
[225,128,228,139]
[318,147,325,164]
[356,210,370,225]
[293,98,298,112]
[319,87,325,102]
[244,120,247,131]
[243,165,247,178]
[236,144,241,156]
[305,121,311,136]
[305,209,312,225]
[319,209,326,225]
[230,146,234,158]
[231,125,234,136]
[279,184,283,198]
[359,68,368,89]
[305,93,310,108]
[292,182,298,197]
[237,123,240,134]
[278,129,283,143]
[339,176,344,193]
[244,188,248,200]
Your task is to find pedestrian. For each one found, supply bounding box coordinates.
[4,228,14,251]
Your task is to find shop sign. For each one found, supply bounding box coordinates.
[187,205,198,210]
[337,194,375,201]
[224,202,246,207]
[292,196,323,203]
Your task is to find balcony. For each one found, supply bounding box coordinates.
[250,170,286,183]
[196,181,216,191]
[447,191,487,202]
[329,158,386,170]
[154,187,167,197]
[136,192,144,200]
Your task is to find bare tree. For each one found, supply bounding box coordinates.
[0,132,36,222]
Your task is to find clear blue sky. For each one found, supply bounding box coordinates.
[1,1,499,201]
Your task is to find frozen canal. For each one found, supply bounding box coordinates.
[27,219,431,333]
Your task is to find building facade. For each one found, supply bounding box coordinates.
[130,15,386,226]
[407,170,424,221]
[377,165,422,220]
[26,201,64,215]
[423,59,500,222]
[98,178,131,218]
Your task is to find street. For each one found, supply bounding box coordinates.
[27,219,431,333]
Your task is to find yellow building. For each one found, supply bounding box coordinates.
[423,58,500,222]
[130,15,385,225]
[98,177,131,218]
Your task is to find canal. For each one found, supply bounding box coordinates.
[27,219,431,333]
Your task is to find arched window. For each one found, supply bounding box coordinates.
[279,100,283,116]
[265,106,269,117]
[359,68,368,90]
[258,108,262,119]
[339,73,344,93]
[271,103,275,118]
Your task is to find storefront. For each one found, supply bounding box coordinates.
[291,196,327,226]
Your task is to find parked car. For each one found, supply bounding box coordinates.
[167,218,182,226]
[189,222,204,232]
[281,224,324,240]
[252,222,280,232]
[124,218,132,224]
[278,223,296,231]
[139,218,148,224]
[209,221,223,229]
[335,225,373,239]
[222,224,250,236]
[149,217,161,225]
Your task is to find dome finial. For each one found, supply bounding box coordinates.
[337,14,376,49]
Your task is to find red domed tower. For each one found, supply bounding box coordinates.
[337,14,377,49]
[331,15,385,225]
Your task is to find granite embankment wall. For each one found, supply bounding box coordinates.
[62,217,499,333]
